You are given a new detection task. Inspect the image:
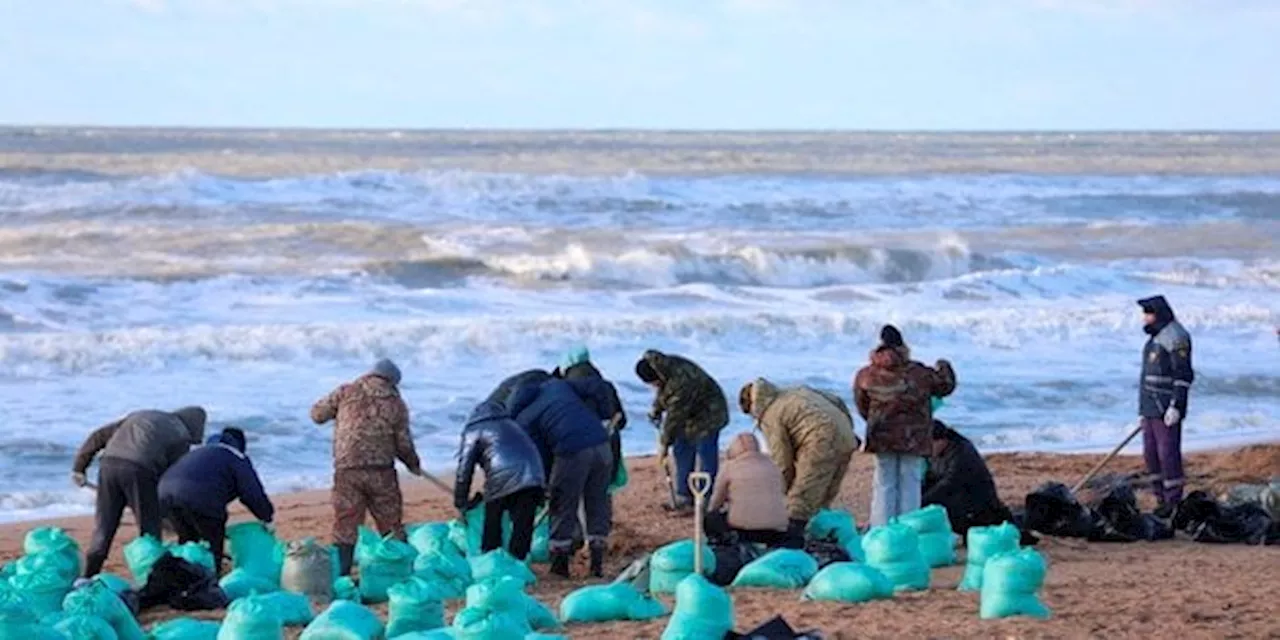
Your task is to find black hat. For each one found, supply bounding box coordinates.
[635,358,659,383]
[220,427,247,453]
[880,324,904,348]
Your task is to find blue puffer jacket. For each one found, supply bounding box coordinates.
[158,430,274,522]
[507,379,610,465]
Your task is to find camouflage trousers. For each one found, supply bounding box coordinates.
[332,467,405,545]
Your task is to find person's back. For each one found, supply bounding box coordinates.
[923,424,999,523]
[84,408,207,476]
[159,430,274,522]
[508,379,609,457]
[640,350,728,443]
[455,401,545,503]
[709,434,789,533]
[854,346,955,456]
[486,369,553,407]
[312,370,417,471]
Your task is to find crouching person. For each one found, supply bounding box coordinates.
[924,420,1036,544]
[158,427,275,573]
[508,378,612,578]
[454,400,546,561]
[738,378,860,531]
[705,433,793,547]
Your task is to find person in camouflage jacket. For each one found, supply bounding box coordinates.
[635,349,729,511]
[311,358,422,575]
[853,325,956,526]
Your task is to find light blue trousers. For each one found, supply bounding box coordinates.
[870,453,925,527]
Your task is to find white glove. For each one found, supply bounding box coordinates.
[71,472,88,488]
[1164,407,1182,427]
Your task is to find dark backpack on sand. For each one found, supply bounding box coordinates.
[139,554,229,611]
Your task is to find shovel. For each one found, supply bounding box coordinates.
[688,471,712,576]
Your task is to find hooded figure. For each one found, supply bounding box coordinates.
[635,349,729,511]
[158,427,275,573]
[1137,295,1194,512]
[485,369,554,407]
[922,420,1023,538]
[72,406,208,577]
[705,433,790,545]
[853,325,956,526]
[311,358,422,576]
[454,401,546,561]
[739,378,860,525]
[557,347,628,488]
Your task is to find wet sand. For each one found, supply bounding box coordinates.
[2,444,1278,639]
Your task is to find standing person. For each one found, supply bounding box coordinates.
[704,433,791,547]
[71,406,208,578]
[158,427,275,574]
[507,378,612,578]
[556,346,627,488]
[853,325,956,527]
[453,400,546,561]
[634,349,729,514]
[1137,295,1194,517]
[311,358,423,577]
[737,378,860,530]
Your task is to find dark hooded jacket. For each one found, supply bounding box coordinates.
[639,350,729,449]
[560,361,626,429]
[157,429,274,522]
[454,401,546,507]
[486,369,554,407]
[1138,296,1194,418]
[507,379,610,466]
[73,407,208,476]
[923,423,1004,535]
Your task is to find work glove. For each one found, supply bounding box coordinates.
[71,472,88,488]
[1164,407,1182,427]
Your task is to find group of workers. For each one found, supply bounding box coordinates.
[67,294,1194,585]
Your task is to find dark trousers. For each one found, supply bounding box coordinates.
[163,500,228,574]
[482,487,543,561]
[704,510,795,548]
[673,432,720,503]
[86,458,162,577]
[1142,417,1185,505]
[548,443,612,553]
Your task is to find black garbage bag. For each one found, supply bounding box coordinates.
[1092,483,1174,542]
[726,615,825,640]
[802,534,851,569]
[709,541,762,587]
[1023,482,1099,539]
[138,554,229,611]
[1173,491,1279,545]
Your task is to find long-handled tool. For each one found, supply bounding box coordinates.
[688,471,712,576]
[1071,423,1144,494]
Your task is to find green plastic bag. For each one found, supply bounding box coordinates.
[332,578,359,602]
[451,606,530,640]
[62,581,146,640]
[525,634,566,640]
[959,523,1021,592]
[219,568,280,601]
[0,563,13,580]
[980,549,1051,620]
[661,574,733,640]
[528,520,550,565]
[123,536,168,586]
[895,505,956,568]
[299,600,386,640]
[407,524,458,558]
[0,599,65,640]
[386,577,445,637]
[147,617,221,640]
[930,397,945,412]
[6,569,70,616]
[468,550,535,588]
[358,535,417,604]
[649,540,716,595]
[226,522,283,583]
[167,542,216,576]
[522,594,558,632]
[13,551,80,587]
[862,524,930,592]
[413,551,473,600]
[249,592,315,627]
[354,528,381,568]
[805,510,864,562]
[802,562,895,603]
[91,574,133,596]
[281,538,335,603]
[24,528,82,581]
[53,614,118,640]
[463,577,524,614]
[390,631,454,640]
[218,596,283,640]
[730,549,818,590]
[609,459,629,494]
[558,582,667,623]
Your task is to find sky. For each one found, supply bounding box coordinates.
[0,0,1278,130]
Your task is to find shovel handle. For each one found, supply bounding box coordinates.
[1071,423,1144,494]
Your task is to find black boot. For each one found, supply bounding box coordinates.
[589,542,606,579]
[336,543,355,577]
[550,552,571,579]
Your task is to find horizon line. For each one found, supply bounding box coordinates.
[3,124,1280,135]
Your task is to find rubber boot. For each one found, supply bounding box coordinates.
[589,541,606,579]
[336,543,355,577]
[550,551,571,579]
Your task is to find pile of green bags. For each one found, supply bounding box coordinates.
[300,601,385,640]
[7,568,70,617]
[408,523,460,558]
[730,549,818,590]
[2,527,82,618]
[465,577,559,633]
[148,618,221,640]
[649,540,715,594]
[62,580,147,640]
[386,577,446,637]
[217,597,283,639]
[226,522,285,584]
[123,536,168,587]
[979,549,1051,620]
[802,562,895,603]
[25,528,83,581]
[468,550,536,588]
[0,589,65,639]
[959,523,1022,592]
[862,523,930,592]
[219,569,280,601]
[558,582,666,624]
[895,505,956,568]
[281,538,336,603]
[355,529,418,604]
[661,574,733,640]
[805,510,864,562]
[413,550,473,600]
[53,613,119,639]
[437,512,550,565]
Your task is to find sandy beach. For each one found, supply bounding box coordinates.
[2,443,1277,639]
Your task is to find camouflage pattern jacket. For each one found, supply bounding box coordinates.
[853,347,957,456]
[643,350,729,448]
[311,374,421,471]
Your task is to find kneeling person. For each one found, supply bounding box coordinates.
[158,427,275,573]
[924,420,1033,543]
[454,400,546,561]
[706,433,792,547]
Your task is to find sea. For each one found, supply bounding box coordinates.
[0,128,1276,523]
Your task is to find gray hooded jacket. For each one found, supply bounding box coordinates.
[73,407,208,476]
